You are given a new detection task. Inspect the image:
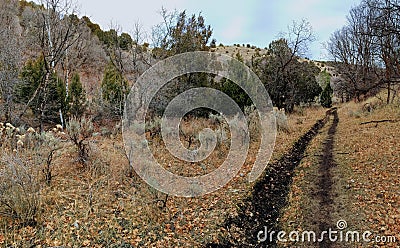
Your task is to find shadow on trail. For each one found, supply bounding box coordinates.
[207,109,337,248]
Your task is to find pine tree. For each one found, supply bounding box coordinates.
[101,62,128,115]
[18,57,46,104]
[18,57,66,122]
[67,73,86,118]
[320,83,333,108]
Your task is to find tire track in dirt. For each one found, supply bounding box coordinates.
[207,110,336,248]
[317,108,339,248]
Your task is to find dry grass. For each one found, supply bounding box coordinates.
[212,45,268,61]
[273,106,326,160]
[334,101,400,246]
[279,95,400,247]
[0,106,328,247]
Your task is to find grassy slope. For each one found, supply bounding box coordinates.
[1,96,399,247]
[0,107,326,247]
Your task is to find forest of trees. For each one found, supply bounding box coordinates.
[0,0,326,129]
[2,0,397,130]
[328,0,400,103]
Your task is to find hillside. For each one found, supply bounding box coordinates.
[0,0,399,247]
[212,44,268,61]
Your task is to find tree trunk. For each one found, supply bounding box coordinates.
[39,71,51,132]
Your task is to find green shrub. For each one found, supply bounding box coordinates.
[320,83,333,108]
[101,62,128,116]
[67,73,86,118]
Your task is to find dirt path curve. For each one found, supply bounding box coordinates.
[207,109,337,248]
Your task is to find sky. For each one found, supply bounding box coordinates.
[72,0,361,60]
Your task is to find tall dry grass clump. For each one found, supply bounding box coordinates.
[0,123,62,226]
[0,153,41,226]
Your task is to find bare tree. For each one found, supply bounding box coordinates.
[60,19,90,97]
[328,5,381,102]
[285,19,316,59]
[328,0,400,102]
[151,7,177,55]
[367,0,400,103]
[130,21,152,80]
[271,19,315,81]
[19,0,83,130]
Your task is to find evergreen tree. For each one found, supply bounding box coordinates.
[67,73,86,118]
[18,57,67,123]
[218,52,252,110]
[18,57,46,104]
[253,39,322,112]
[320,83,333,108]
[101,62,128,115]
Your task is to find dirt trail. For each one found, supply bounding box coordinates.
[317,109,339,248]
[207,110,337,248]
